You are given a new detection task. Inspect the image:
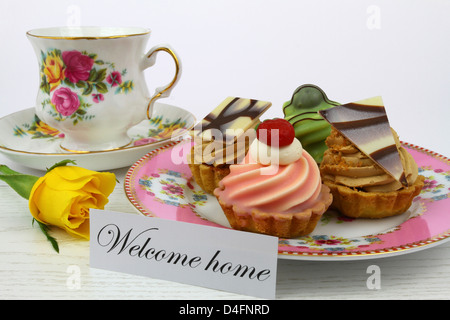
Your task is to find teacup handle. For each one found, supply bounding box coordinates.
[143,45,182,119]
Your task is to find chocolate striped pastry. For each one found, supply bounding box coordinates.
[319,96,424,218]
[192,97,271,145]
[188,97,271,193]
[319,96,407,186]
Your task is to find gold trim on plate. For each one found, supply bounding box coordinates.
[59,140,133,154]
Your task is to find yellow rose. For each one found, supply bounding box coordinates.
[29,166,116,239]
[43,55,65,91]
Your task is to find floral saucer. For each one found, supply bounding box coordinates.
[125,139,450,261]
[0,103,195,171]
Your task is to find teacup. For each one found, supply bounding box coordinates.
[27,26,181,152]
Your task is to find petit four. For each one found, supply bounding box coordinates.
[189,97,271,193]
[214,119,332,237]
[283,84,340,163]
[319,97,424,218]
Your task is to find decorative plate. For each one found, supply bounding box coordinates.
[0,103,195,171]
[124,139,450,260]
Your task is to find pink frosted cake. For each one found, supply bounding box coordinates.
[214,119,332,238]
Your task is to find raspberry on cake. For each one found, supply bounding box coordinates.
[256,118,295,147]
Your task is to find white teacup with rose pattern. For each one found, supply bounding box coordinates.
[27,26,181,152]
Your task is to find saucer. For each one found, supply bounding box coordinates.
[0,102,195,171]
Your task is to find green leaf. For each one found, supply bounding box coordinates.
[76,108,86,115]
[95,68,107,82]
[40,75,51,95]
[76,81,87,89]
[88,69,97,82]
[0,165,40,199]
[33,219,59,253]
[65,79,75,88]
[0,165,21,175]
[95,82,108,93]
[46,159,77,172]
[82,83,93,95]
[88,68,107,83]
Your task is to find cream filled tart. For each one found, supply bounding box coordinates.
[214,119,332,238]
[319,96,424,218]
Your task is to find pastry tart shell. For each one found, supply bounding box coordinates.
[215,184,332,238]
[323,175,425,219]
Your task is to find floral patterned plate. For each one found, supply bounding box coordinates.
[124,139,450,261]
[0,103,195,171]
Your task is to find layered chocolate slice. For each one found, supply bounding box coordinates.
[191,97,271,165]
[319,96,407,185]
[192,97,272,144]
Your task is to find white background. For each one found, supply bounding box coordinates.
[0,0,449,157]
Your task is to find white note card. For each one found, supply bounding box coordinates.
[89,209,278,299]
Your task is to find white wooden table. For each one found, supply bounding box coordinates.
[1,157,450,300]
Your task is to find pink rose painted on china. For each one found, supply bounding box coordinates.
[92,93,104,103]
[62,50,94,83]
[51,87,80,116]
[107,71,122,87]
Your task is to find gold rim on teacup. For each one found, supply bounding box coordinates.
[26,26,151,40]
